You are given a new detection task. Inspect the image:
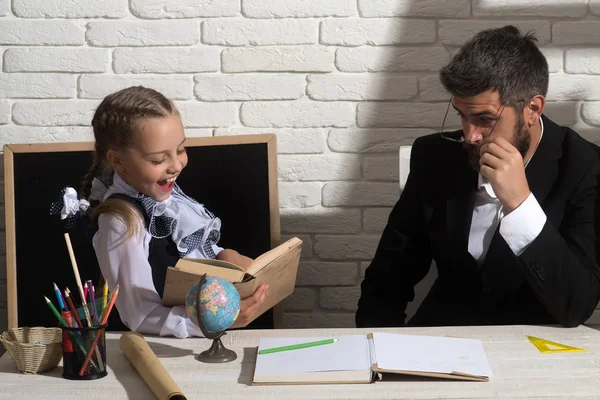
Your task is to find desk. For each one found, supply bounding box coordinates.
[1,325,599,399]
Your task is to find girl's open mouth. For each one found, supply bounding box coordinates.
[157,177,176,191]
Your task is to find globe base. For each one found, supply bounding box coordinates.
[197,337,237,363]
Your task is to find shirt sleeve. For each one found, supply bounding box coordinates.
[93,213,204,338]
[499,192,547,256]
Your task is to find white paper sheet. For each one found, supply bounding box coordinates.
[255,335,371,374]
[372,332,493,378]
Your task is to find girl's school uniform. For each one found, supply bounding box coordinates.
[91,174,223,338]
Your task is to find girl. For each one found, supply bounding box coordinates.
[80,86,268,338]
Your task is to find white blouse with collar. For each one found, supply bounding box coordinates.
[92,174,223,338]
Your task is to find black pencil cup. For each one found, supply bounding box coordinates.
[61,324,108,380]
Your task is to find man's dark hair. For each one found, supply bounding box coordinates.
[439,25,549,110]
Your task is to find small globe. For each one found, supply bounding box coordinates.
[185,276,241,333]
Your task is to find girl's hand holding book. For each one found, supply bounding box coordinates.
[230,284,269,329]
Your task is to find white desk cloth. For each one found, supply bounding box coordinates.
[1,325,599,399]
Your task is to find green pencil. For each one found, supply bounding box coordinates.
[44,296,68,327]
[259,338,338,355]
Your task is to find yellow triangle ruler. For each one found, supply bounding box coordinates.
[526,336,586,353]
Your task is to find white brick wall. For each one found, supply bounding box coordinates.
[1,0,600,332]
[130,0,239,18]
[4,48,109,72]
[202,19,317,46]
[13,0,128,18]
[86,21,200,47]
[195,75,306,101]
[222,46,334,72]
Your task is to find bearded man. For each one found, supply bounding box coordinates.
[356,25,600,328]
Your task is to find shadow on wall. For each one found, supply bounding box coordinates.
[360,0,596,324]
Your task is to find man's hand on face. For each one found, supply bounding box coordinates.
[479,137,531,214]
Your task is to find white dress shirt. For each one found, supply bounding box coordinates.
[468,118,547,264]
[93,175,224,338]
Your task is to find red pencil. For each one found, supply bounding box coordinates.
[61,310,74,353]
[78,285,119,376]
[64,288,84,328]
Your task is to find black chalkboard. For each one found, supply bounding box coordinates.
[4,135,280,332]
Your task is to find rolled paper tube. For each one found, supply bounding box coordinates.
[119,332,187,400]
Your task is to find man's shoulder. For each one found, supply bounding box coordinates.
[559,125,600,171]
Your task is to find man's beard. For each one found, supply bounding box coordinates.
[465,116,531,172]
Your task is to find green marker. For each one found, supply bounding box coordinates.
[259,338,338,355]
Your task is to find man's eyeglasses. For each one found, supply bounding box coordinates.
[439,97,508,143]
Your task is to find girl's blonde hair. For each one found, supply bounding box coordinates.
[81,86,179,236]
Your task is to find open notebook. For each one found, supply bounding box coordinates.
[252,333,493,385]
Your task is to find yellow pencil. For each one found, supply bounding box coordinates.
[102,280,108,313]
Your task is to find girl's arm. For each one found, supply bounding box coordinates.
[93,212,204,338]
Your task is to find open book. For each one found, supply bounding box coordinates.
[162,237,303,324]
[252,332,493,385]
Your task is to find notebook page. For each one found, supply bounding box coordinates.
[255,335,370,374]
[373,332,493,378]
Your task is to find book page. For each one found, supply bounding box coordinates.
[255,335,370,375]
[246,237,302,276]
[177,258,245,274]
[372,332,493,378]
[172,259,245,283]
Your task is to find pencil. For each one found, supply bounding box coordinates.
[53,283,66,311]
[79,285,119,376]
[64,233,92,327]
[102,280,108,316]
[87,280,97,325]
[44,296,67,326]
[61,311,74,353]
[64,288,83,328]
[258,338,338,355]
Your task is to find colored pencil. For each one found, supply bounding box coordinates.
[61,311,74,353]
[258,338,338,355]
[64,288,83,328]
[85,282,104,370]
[87,280,97,324]
[44,296,100,372]
[64,233,92,327]
[44,296,67,326]
[102,280,108,316]
[53,283,66,311]
[99,285,118,324]
[79,285,119,376]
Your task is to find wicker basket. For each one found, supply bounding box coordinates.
[0,327,63,374]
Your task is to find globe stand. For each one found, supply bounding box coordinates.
[194,274,237,363]
[196,332,237,363]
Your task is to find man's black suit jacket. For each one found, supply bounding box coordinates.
[356,115,600,328]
